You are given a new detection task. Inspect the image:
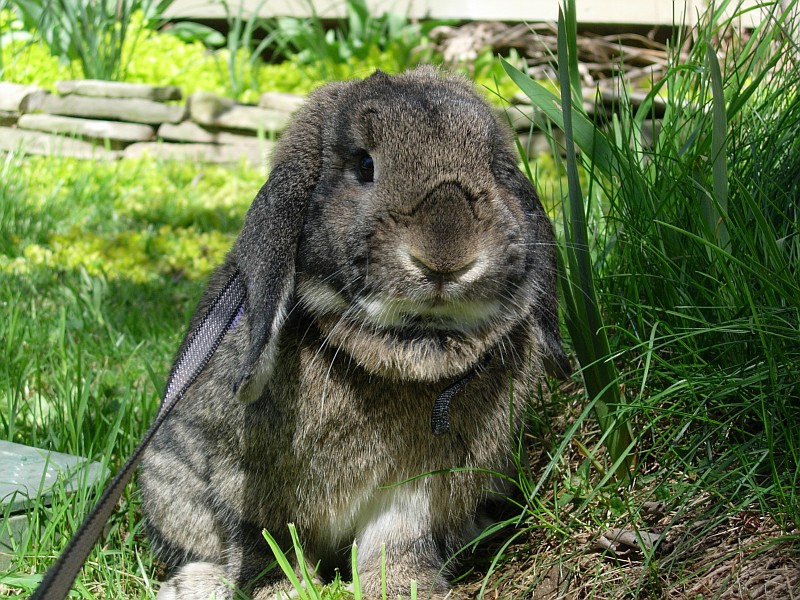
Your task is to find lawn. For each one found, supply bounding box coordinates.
[1,0,799,598]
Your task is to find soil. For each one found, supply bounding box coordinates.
[455,505,799,599]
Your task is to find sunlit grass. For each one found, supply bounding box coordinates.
[3,0,799,596]
[486,0,799,594]
[0,152,261,597]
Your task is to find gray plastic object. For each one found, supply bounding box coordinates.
[0,441,106,569]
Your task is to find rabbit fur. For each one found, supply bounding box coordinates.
[139,67,568,600]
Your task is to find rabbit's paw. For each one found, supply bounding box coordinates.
[156,562,234,600]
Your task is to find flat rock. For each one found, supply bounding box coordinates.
[0,110,19,127]
[0,127,121,160]
[506,103,547,131]
[25,92,186,125]
[56,79,182,102]
[189,92,288,133]
[18,113,156,143]
[517,132,556,157]
[0,440,106,512]
[258,91,305,113]
[124,140,272,167]
[187,91,236,123]
[0,82,47,112]
[158,121,262,145]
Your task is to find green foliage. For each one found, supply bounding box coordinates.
[0,7,424,99]
[7,0,171,80]
[597,1,800,529]
[1,1,522,105]
[262,526,416,600]
[468,48,524,104]
[268,0,443,81]
[506,0,800,535]
[0,151,266,596]
[504,1,634,484]
[124,23,313,100]
[0,153,260,282]
[205,0,279,101]
[0,4,25,74]
[0,7,77,84]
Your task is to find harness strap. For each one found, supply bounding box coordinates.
[31,270,246,600]
[431,351,493,436]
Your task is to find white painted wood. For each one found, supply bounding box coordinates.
[165,0,770,26]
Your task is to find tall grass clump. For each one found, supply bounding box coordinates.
[201,0,275,101]
[8,0,171,80]
[507,0,799,532]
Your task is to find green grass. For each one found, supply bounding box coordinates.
[490,0,799,594]
[0,153,262,597]
[2,0,800,597]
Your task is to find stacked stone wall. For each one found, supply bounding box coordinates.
[0,80,305,167]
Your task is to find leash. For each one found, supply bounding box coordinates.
[30,267,482,598]
[430,351,493,436]
[30,270,247,600]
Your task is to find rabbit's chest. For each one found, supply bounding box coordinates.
[256,330,527,531]
[274,334,521,465]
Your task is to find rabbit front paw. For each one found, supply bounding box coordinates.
[156,562,233,600]
[157,561,308,600]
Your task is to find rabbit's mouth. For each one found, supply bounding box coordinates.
[356,295,504,334]
[297,277,506,335]
[296,275,527,381]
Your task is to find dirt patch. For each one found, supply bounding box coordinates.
[446,380,800,600]
[453,484,799,599]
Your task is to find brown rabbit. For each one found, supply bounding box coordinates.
[139,66,569,600]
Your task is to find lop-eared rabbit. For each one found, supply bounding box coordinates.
[140,67,568,600]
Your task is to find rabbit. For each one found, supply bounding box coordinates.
[139,66,569,600]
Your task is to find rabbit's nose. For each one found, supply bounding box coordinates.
[407,182,481,285]
[410,253,479,286]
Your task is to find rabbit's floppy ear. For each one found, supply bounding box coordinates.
[232,82,347,398]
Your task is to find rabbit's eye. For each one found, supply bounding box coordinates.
[356,152,374,183]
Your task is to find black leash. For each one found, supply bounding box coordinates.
[30,270,246,600]
[30,267,483,598]
[431,351,493,436]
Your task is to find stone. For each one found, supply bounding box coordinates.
[158,121,264,146]
[24,93,186,125]
[187,91,236,124]
[0,127,121,160]
[0,440,106,569]
[0,111,18,127]
[0,82,47,112]
[506,103,547,131]
[258,91,305,113]
[124,140,272,168]
[56,79,182,102]
[189,92,288,133]
[18,114,156,144]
